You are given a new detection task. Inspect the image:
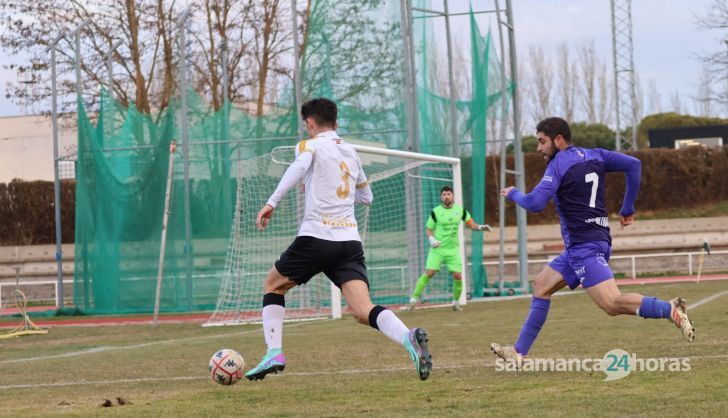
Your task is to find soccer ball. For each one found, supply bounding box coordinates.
[209,349,245,385]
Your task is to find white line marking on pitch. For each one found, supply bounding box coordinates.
[688,289,728,310]
[0,328,258,365]
[2,355,727,390]
[0,321,316,365]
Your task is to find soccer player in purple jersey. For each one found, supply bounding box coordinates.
[490,117,695,365]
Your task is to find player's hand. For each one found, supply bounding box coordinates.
[479,224,493,232]
[500,186,515,197]
[428,236,441,248]
[620,214,634,230]
[256,204,275,231]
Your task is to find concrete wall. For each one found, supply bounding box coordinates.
[0,244,73,306]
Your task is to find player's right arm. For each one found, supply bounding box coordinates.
[265,141,314,209]
[257,141,314,231]
[425,211,440,247]
[502,164,560,212]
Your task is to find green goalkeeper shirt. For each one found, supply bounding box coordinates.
[426,204,472,253]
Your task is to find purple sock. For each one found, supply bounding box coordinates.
[638,296,671,319]
[514,297,551,355]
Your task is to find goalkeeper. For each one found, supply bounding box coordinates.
[407,186,491,312]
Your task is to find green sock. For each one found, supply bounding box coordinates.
[412,274,431,300]
[453,279,463,302]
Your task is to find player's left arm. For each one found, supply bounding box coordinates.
[463,210,492,231]
[598,149,641,218]
[353,154,373,205]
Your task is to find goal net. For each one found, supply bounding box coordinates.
[203,144,463,326]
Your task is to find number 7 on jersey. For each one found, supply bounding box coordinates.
[585,172,599,208]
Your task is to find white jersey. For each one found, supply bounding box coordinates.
[266,130,369,242]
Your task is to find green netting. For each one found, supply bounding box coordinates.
[413,4,512,293]
[73,0,511,314]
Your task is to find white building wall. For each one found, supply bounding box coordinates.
[0,114,76,182]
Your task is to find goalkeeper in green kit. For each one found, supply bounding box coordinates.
[407,186,492,312]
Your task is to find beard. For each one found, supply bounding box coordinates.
[542,148,558,163]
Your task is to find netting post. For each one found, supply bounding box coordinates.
[494,0,508,290]
[443,0,459,158]
[73,21,90,101]
[453,159,467,306]
[291,0,304,139]
[400,0,422,295]
[176,8,194,309]
[154,142,177,326]
[106,40,122,102]
[505,0,530,293]
[49,31,65,308]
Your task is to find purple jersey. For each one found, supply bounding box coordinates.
[507,146,641,247]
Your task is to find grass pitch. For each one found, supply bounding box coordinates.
[1,280,727,417]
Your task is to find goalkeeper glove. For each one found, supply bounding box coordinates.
[479,224,493,232]
[428,236,441,248]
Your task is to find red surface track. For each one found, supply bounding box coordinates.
[1,274,726,328]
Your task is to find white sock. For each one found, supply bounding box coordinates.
[262,304,285,350]
[376,309,409,346]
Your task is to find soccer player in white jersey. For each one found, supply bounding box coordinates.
[245,98,433,381]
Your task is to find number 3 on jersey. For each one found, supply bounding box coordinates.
[585,172,599,208]
[336,161,351,199]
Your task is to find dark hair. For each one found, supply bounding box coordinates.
[301,98,337,127]
[536,117,571,143]
[440,186,453,194]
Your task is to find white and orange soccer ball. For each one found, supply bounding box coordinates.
[209,349,245,385]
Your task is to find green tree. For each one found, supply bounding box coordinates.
[506,135,537,153]
[571,122,616,150]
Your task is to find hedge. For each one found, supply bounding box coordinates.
[1,147,726,244]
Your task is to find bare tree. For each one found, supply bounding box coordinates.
[0,1,278,116]
[633,71,644,122]
[125,0,151,113]
[596,61,612,125]
[186,0,259,111]
[577,41,597,123]
[527,46,553,123]
[646,78,662,115]
[556,43,577,122]
[252,0,290,116]
[154,0,177,111]
[669,90,683,114]
[0,1,183,115]
[515,54,531,134]
[695,0,728,107]
[695,64,714,116]
[300,0,402,109]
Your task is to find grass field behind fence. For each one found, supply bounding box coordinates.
[1,280,727,417]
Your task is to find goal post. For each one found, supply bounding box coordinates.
[350,144,466,306]
[203,144,464,327]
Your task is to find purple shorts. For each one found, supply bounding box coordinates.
[549,241,613,290]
